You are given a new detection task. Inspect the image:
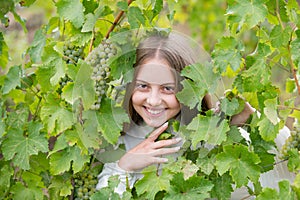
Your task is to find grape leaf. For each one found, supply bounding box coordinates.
[0,32,9,68]
[291,31,300,64]
[72,60,95,109]
[41,44,66,86]
[210,173,233,200]
[40,94,74,135]
[11,182,44,200]
[1,122,48,170]
[263,98,279,125]
[0,164,13,197]
[28,29,46,63]
[135,166,172,200]
[257,115,279,141]
[2,65,21,95]
[215,144,261,187]
[164,173,213,200]
[186,114,229,148]
[270,25,291,48]
[97,98,129,144]
[227,0,268,31]
[212,36,243,73]
[176,63,219,110]
[256,187,278,200]
[49,145,90,175]
[128,7,146,29]
[36,65,56,92]
[56,0,84,29]
[48,175,73,197]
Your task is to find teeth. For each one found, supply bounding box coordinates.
[147,108,164,115]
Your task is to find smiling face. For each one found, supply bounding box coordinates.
[131,58,181,127]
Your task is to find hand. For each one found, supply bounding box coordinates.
[118,122,181,171]
[231,102,255,126]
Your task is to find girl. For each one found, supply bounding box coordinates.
[96,31,294,198]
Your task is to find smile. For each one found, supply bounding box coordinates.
[144,107,165,115]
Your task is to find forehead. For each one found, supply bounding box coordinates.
[135,63,177,85]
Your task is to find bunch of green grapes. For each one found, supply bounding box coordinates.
[73,170,98,200]
[85,38,117,110]
[63,41,85,64]
[57,75,72,94]
[281,123,300,159]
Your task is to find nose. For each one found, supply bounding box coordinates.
[146,87,162,106]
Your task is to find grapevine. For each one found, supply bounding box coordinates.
[85,39,117,110]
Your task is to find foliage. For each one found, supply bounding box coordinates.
[1,0,300,199]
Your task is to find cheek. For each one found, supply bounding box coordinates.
[131,91,144,106]
[165,95,180,109]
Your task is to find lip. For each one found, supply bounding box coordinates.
[143,106,166,117]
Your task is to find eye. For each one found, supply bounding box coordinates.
[163,86,175,94]
[135,83,148,90]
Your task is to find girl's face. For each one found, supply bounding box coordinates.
[131,58,181,127]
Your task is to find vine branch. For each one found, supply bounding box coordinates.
[105,0,134,39]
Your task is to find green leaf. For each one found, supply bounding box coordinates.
[257,115,279,141]
[135,166,172,200]
[220,97,245,116]
[270,25,291,48]
[286,148,300,172]
[2,65,22,94]
[164,173,213,200]
[0,164,13,197]
[40,94,74,135]
[256,187,279,200]
[263,98,279,125]
[97,98,129,144]
[278,180,297,200]
[49,145,90,175]
[176,63,220,110]
[117,1,128,10]
[56,0,85,29]
[186,114,229,148]
[291,31,300,65]
[36,65,56,92]
[48,174,73,197]
[28,29,46,63]
[11,182,44,200]
[41,44,66,86]
[127,7,146,29]
[2,122,48,170]
[226,0,268,31]
[72,60,95,109]
[212,36,243,73]
[210,173,233,200]
[0,32,9,68]
[215,144,261,188]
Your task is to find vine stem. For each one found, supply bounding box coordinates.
[105,0,134,39]
[287,26,300,94]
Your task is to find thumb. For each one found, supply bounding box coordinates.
[147,122,169,141]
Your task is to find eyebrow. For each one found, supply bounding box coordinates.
[135,79,176,86]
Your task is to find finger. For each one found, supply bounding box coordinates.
[147,122,169,141]
[152,137,182,149]
[151,146,181,156]
[151,156,169,164]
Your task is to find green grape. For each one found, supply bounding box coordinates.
[85,38,118,110]
[63,41,85,64]
[280,123,300,159]
[57,75,72,94]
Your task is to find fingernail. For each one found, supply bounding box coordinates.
[175,137,182,142]
[174,146,181,151]
[162,121,168,127]
[162,158,168,162]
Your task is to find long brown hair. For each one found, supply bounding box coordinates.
[124,32,212,125]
